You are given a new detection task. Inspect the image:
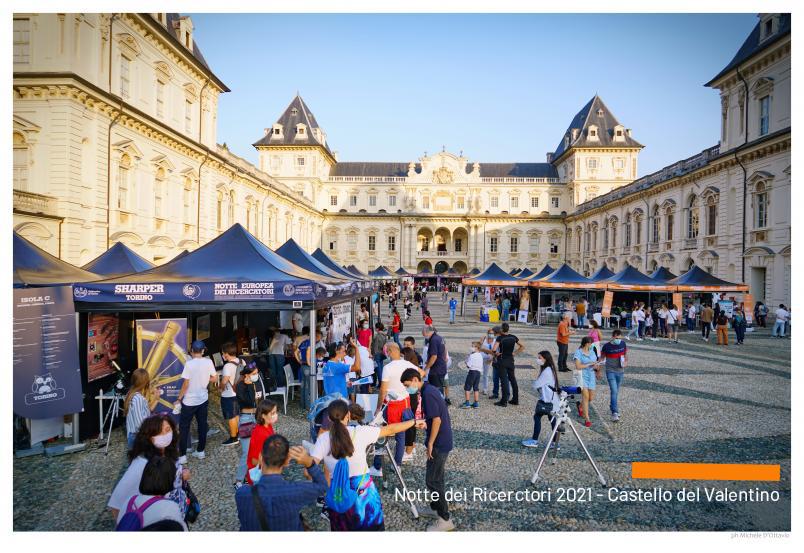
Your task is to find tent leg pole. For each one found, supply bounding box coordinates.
[309,309,317,406]
[537,288,541,327]
[350,300,356,338]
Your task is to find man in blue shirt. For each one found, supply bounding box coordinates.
[422,325,447,393]
[321,341,354,398]
[448,297,458,324]
[401,368,454,531]
[235,434,327,531]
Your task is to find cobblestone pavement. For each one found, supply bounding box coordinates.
[14,296,791,531]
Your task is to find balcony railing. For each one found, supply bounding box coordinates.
[683,238,699,249]
[647,243,659,253]
[480,177,561,184]
[13,189,58,216]
[417,250,468,258]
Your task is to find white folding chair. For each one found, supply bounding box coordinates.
[283,364,302,402]
[267,384,287,414]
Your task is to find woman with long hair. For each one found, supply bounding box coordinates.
[574,336,602,428]
[522,351,561,448]
[245,399,278,484]
[124,368,158,450]
[310,399,417,531]
[108,414,189,520]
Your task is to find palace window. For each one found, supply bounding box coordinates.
[624,213,632,247]
[368,235,376,251]
[274,128,281,135]
[329,240,336,251]
[457,196,465,210]
[455,238,463,252]
[531,196,539,208]
[634,214,642,245]
[611,221,618,248]
[154,167,165,218]
[615,158,625,170]
[120,56,131,99]
[422,196,430,209]
[550,240,559,254]
[755,185,768,228]
[387,235,396,252]
[587,158,598,169]
[687,195,699,238]
[603,220,609,249]
[296,157,305,166]
[216,191,223,230]
[13,18,30,64]
[759,96,770,136]
[228,190,236,226]
[184,99,192,133]
[489,236,498,253]
[184,178,193,223]
[245,203,252,232]
[706,196,718,235]
[349,195,357,207]
[156,80,166,117]
[117,154,131,210]
[651,205,660,243]
[551,197,559,209]
[13,133,29,191]
[330,194,338,206]
[369,194,377,207]
[511,196,519,209]
[388,194,397,207]
[510,236,518,253]
[530,235,540,252]
[490,196,499,208]
[666,208,674,241]
[348,232,357,249]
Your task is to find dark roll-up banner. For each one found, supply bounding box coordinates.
[13,286,84,419]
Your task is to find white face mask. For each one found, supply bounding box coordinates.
[152,430,173,449]
[269,412,278,425]
[536,358,545,366]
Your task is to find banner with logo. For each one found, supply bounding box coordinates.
[743,294,755,324]
[136,318,189,413]
[601,291,614,318]
[87,314,119,382]
[73,279,372,304]
[13,286,84,419]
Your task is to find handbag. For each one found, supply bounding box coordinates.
[251,485,271,531]
[238,420,257,439]
[535,399,553,416]
[183,481,201,524]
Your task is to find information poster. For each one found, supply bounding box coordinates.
[196,314,211,341]
[719,300,734,318]
[601,291,614,318]
[517,310,528,323]
[13,286,84,419]
[330,302,352,344]
[136,318,188,413]
[744,294,755,324]
[87,314,119,382]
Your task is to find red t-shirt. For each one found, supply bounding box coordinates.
[245,424,274,484]
[356,328,372,348]
[392,313,401,332]
[424,315,433,326]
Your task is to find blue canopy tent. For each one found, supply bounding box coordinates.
[589,264,615,282]
[71,224,367,312]
[509,268,521,276]
[82,241,154,277]
[312,249,366,280]
[668,265,748,293]
[370,265,397,280]
[517,267,536,279]
[170,249,190,263]
[395,267,413,277]
[526,264,556,282]
[649,267,677,282]
[528,263,601,326]
[347,265,370,279]
[461,263,527,321]
[276,239,354,282]
[467,268,481,276]
[14,232,101,288]
[603,265,674,291]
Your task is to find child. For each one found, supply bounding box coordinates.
[314,347,328,397]
[245,399,278,484]
[588,321,603,359]
[423,310,433,326]
[460,342,484,408]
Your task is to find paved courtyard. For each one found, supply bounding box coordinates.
[13,296,791,531]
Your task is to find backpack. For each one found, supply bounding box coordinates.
[116,495,167,531]
[398,318,404,332]
[325,457,358,514]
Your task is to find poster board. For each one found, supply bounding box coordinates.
[136,318,188,413]
[330,302,352,344]
[719,300,734,318]
[87,314,119,382]
[601,291,614,318]
[196,314,211,341]
[13,286,84,419]
[517,310,528,323]
[743,294,755,324]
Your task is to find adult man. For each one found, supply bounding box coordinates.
[322,341,357,398]
[686,303,697,333]
[235,435,327,531]
[422,325,448,395]
[600,330,627,422]
[634,303,646,340]
[472,287,479,303]
[357,304,370,326]
[371,342,416,476]
[700,303,714,342]
[268,328,291,386]
[773,304,790,338]
[556,312,573,372]
[401,368,455,532]
[448,297,458,324]
[219,342,243,447]
[576,298,588,328]
[492,323,523,407]
[176,340,218,463]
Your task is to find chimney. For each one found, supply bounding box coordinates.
[571,129,579,141]
[546,152,554,163]
[626,129,632,137]
[264,128,270,136]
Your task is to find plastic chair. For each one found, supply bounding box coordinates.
[283,364,302,402]
[267,383,287,415]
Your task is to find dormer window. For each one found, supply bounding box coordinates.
[760,15,779,42]
[295,124,306,138]
[291,108,299,116]
[272,124,283,137]
[590,130,596,137]
[587,125,599,140]
[597,109,604,117]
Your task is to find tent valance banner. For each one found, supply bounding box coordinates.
[13,286,84,419]
[137,318,189,413]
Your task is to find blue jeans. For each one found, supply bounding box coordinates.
[179,400,209,456]
[772,320,786,337]
[392,332,400,345]
[127,432,137,451]
[236,412,256,482]
[606,371,623,415]
[375,354,385,383]
[492,364,500,396]
[449,309,456,323]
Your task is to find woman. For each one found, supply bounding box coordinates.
[391,309,402,345]
[574,337,602,428]
[479,328,497,395]
[124,368,158,450]
[245,399,278,484]
[667,303,680,343]
[658,303,669,338]
[733,308,747,345]
[311,400,417,531]
[423,310,433,326]
[587,321,603,359]
[108,414,189,520]
[116,456,188,531]
[644,307,654,340]
[357,319,373,349]
[522,351,560,449]
[234,363,266,489]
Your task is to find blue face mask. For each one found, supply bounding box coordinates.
[406,385,418,395]
[248,465,262,484]
[612,339,622,345]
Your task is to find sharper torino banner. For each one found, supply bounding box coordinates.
[13,286,84,419]
[136,318,188,413]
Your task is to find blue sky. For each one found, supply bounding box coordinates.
[190,13,757,175]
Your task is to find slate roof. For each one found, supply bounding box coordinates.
[705,14,791,87]
[552,95,643,162]
[159,14,229,92]
[253,95,333,156]
[329,161,557,178]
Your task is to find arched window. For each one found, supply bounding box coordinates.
[216,190,223,230]
[245,202,252,232]
[611,219,618,249]
[228,190,236,227]
[576,227,582,252]
[591,224,598,251]
[13,132,29,191]
[651,205,660,243]
[634,212,642,245]
[183,177,193,223]
[706,196,718,235]
[687,195,699,238]
[117,154,131,210]
[754,183,769,228]
[154,167,166,218]
[624,212,632,247]
[665,207,674,241]
[602,218,609,249]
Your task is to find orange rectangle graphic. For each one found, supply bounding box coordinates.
[632,462,780,481]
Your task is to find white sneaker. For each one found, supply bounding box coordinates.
[427,516,455,532]
[369,466,383,478]
[418,505,439,518]
[402,452,414,463]
[611,412,620,422]
[178,455,187,464]
[191,450,206,460]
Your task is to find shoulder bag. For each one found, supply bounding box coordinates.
[251,485,271,531]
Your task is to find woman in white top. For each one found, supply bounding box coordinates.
[311,399,416,531]
[522,351,560,449]
[124,369,158,451]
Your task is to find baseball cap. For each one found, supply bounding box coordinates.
[191,340,206,352]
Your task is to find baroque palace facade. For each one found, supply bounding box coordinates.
[13,13,790,306]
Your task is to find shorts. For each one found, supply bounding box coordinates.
[581,368,597,390]
[220,396,238,420]
[464,371,481,392]
[428,372,446,389]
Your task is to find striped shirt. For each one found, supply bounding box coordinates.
[126,392,151,434]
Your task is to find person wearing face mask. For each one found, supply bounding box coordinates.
[600,329,627,423]
[574,336,603,428]
[460,342,484,408]
[245,400,278,485]
[356,319,373,349]
[234,363,268,489]
[522,351,560,449]
[236,434,328,531]
[108,414,189,520]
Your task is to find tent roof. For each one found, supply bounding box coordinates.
[509,268,521,275]
[668,265,748,291]
[82,241,155,277]
[347,265,369,278]
[588,264,615,282]
[312,249,365,280]
[532,263,598,289]
[649,267,678,282]
[468,268,481,276]
[394,267,412,276]
[370,265,396,279]
[170,249,190,262]
[526,264,556,281]
[276,239,352,281]
[517,267,535,279]
[14,232,101,288]
[463,262,526,287]
[603,265,673,291]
